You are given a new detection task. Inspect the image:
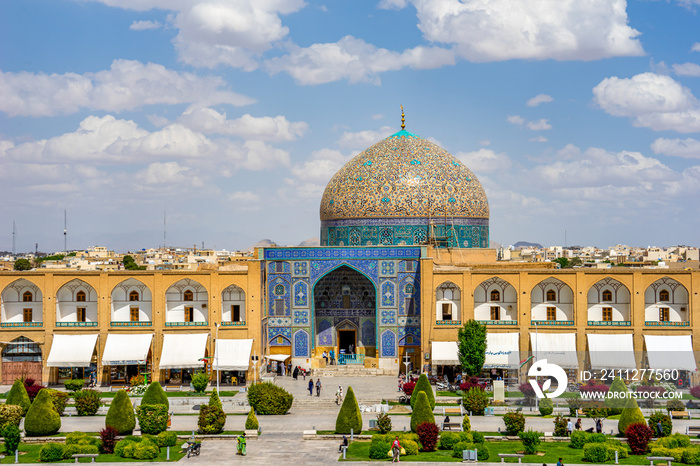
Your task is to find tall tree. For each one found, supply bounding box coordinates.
[457,319,487,376]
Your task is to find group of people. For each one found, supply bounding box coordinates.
[564,417,604,435]
[292,365,307,380]
[307,378,322,396]
[321,350,336,365]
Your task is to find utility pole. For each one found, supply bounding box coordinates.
[12,221,16,255]
[64,209,67,253]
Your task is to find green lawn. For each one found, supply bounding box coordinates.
[0,444,186,463]
[342,440,654,464]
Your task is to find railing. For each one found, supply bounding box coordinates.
[435,320,461,325]
[645,321,690,327]
[587,320,631,326]
[164,321,209,327]
[338,353,365,365]
[476,320,518,325]
[111,321,153,327]
[220,321,246,326]
[530,320,574,326]
[0,322,43,328]
[56,322,98,327]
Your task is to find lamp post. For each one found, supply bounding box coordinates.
[403,352,411,383]
[534,321,539,411]
[215,322,220,394]
[252,350,258,385]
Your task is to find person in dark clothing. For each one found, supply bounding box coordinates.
[657,420,664,437]
[293,366,299,380]
[308,378,314,396]
[595,419,602,433]
[338,435,348,452]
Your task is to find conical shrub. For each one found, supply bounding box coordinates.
[618,395,645,435]
[411,390,435,432]
[141,382,169,409]
[6,379,30,415]
[335,386,362,434]
[105,389,135,435]
[410,374,435,410]
[24,389,60,436]
[245,409,259,430]
[607,377,628,414]
[209,389,222,410]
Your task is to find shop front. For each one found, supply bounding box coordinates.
[430,341,460,381]
[644,334,696,387]
[481,332,519,385]
[159,333,208,386]
[530,332,578,383]
[101,333,153,385]
[265,353,290,376]
[46,334,99,385]
[213,338,252,387]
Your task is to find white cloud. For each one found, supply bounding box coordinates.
[378,0,408,9]
[650,137,700,159]
[530,136,548,142]
[673,62,700,77]
[0,59,254,117]
[337,126,395,149]
[265,36,454,85]
[456,148,510,172]
[478,140,491,146]
[527,94,554,107]
[527,119,552,131]
[177,108,308,141]
[130,20,161,30]
[593,72,700,132]
[506,115,525,125]
[693,43,700,53]
[411,0,643,61]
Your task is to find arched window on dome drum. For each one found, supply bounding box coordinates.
[659,289,670,302]
[546,289,556,302]
[22,291,32,302]
[76,290,86,302]
[183,290,194,301]
[490,290,500,302]
[601,290,613,302]
[129,290,139,301]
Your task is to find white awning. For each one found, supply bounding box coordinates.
[530,332,578,369]
[159,333,208,369]
[644,335,697,371]
[431,341,459,366]
[102,334,153,366]
[587,334,636,369]
[214,339,253,371]
[484,333,520,369]
[47,334,98,367]
[265,354,290,363]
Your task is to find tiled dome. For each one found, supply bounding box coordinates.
[320,130,489,221]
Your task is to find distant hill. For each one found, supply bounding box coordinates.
[244,239,277,252]
[298,237,320,246]
[489,241,502,249]
[512,241,543,249]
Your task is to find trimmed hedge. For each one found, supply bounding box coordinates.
[0,404,23,430]
[209,389,223,410]
[115,437,159,460]
[503,411,526,435]
[74,389,102,416]
[6,379,30,415]
[618,396,645,435]
[141,382,169,409]
[245,409,259,430]
[192,372,209,393]
[24,389,60,436]
[462,415,471,432]
[410,374,435,410]
[247,382,294,415]
[157,431,178,447]
[136,404,169,435]
[48,389,69,416]
[452,441,489,460]
[648,411,673,437]
[198,404,226,434]
[518,430,542,455]
[3,424,20,455]
[368,439,390,459]
[438,432,460,450]
[64,379,84,392]
[539,397,553,416]
[410,391,435,433]
[39,443,65,462]
[106,389,135,434]
[416,422,439,451]
[335,386,362,434]
[462,387,490,416]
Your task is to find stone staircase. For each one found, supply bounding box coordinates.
[292,396,384,409]
[311,365,387,377]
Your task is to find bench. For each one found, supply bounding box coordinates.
[685,426,700,436]
[72,453,99,463]
[646,456,674,466]
[443,407,463,416]
[671,410,690,419]
[165,385,181,392]
[441,422,462,431]
[498,453,524,463]
[109,385,127,392]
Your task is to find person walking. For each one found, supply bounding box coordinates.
[293,365,299,380]
[308,378,314,396]
[391,436,402,463]
[316,378,322,397]
[566,418,573,436]
[336,385,343,405]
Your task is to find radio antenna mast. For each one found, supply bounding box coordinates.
[63,210,67,253]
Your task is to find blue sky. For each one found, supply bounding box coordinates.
[2,0,700,253]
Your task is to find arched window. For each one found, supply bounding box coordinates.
[601,290,612,302]
[659,290,670,301]
[490,290,501,301]
[546,289,556,302]
[22,291,33,302]
[183,290,194,301]
[76,290,86,302]
[129,290,139,301]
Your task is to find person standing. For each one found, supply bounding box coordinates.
[556,458,563,466]
[391,436,402,463]
[293,365,299,380]
[657,420,664,437]
[349,343,354,354]
[566,418,573,436]
[308,378,314,396]
[575,418,582,431]
[316,378,322,397]
[336,385,343,405]
[595,419,602,433]
[329,349,335,365]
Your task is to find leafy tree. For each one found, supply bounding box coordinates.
[245,409,259,430]
[570,257,583,267]
[410,374,435,410]
[335,386,362,434]
[122,255,146,270]
[13,259,31,271]
[457,320,487,376]
[554,257,570,268]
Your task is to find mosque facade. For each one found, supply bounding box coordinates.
[1,119,699,387]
